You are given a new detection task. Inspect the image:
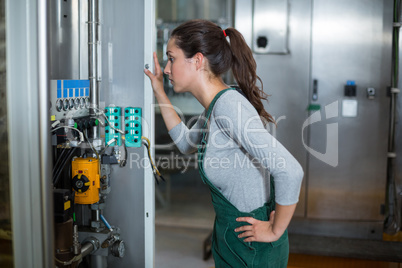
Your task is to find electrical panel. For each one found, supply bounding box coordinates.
[50,80,90,121]
[124,107,142,147]
[105,107,122,146]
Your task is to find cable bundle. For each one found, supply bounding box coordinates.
[141,136,165,184]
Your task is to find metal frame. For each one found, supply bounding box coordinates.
[144,0,156,267]
[7,0,54,267]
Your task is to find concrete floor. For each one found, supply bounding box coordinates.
[156,225,215,268]
[154,170,402,267]
[155,170,216,267]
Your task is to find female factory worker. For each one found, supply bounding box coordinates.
[144,19,304,267]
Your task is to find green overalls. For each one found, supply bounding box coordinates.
[197,88,289,268]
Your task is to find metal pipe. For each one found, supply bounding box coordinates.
[88,0,100,140]
[72,225,81,255]
[100,214,113,232]
[38,0,55,266]
[92,209,100,222]
[81,241,95,257]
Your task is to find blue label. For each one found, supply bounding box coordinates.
[63,89,68,98]
[64,80,74,88]
[85,88,89,97]
[75,88,79,97]
[69,88,74,97]
[57,80,61,89]
[80,88,84,97]
[57,89,62,99]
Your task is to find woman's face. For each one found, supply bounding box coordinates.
[164,38,196,93]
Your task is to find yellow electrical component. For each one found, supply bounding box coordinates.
[71,157,100,204]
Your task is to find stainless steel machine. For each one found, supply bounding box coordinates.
[5,0,155,267]
[235,0,399,239]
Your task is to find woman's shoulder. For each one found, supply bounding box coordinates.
[214,88,257,115]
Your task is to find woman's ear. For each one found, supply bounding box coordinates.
[193,52,205,70]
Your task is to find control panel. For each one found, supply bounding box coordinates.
[124,107,142,148]
[50,80,90,120]
[105,107,122,146]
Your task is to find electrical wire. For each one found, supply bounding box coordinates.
[99,138,117,156]
[92,107,125,135]
[142,136,165,184]
[53,147,78,186]
[142,137,158,174]
[53,147,77,185]
[83,130,99,159]
[143,142,160,184]
[53,148,67,174]
[119,139,128,167]
[51,126,84,144]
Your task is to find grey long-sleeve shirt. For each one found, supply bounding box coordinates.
[168,90,304,212]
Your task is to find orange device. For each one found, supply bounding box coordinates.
[71,157,100,204]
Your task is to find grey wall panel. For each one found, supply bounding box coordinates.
[49,0,80,80]
[308,0,392,221]
[235,0,312,217]
[101,0,147,267]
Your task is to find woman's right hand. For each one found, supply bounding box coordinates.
[144,52,181,131]
[144,52,165,96]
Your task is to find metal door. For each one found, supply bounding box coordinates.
[307,0,392,221]
[235,0,312,217]
[101,0,155,266]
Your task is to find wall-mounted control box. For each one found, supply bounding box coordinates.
[105,107,122,146]
[50,80,90,120]
[124,107,142,148]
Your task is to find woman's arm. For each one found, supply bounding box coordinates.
[144,52,203,154]
[235,203,296,242]
[144,52,181,131]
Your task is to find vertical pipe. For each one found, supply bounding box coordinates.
[385,0,401,234]
[92,208,100,222]
[88,0,99,140]
[38,0,55,266]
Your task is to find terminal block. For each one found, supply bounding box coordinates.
[105,107,122,146]
[124,107,142,147]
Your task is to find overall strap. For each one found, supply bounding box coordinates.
[198,88,236,200]
[197,87,276,219]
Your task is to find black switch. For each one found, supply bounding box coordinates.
[257,36,268,48]
[344,85,356,97]
[344,81,357,97]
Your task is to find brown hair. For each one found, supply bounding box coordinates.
[171,19,275,125]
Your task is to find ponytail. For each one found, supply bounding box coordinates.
[225,28,275,125]
[171,20,275,125]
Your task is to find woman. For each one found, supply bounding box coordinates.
[145,19,304,267]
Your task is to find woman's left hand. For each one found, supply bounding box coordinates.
[235,211,282,243]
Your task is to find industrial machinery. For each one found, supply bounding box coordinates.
[50,77,148,266]
[47,0,155,267]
